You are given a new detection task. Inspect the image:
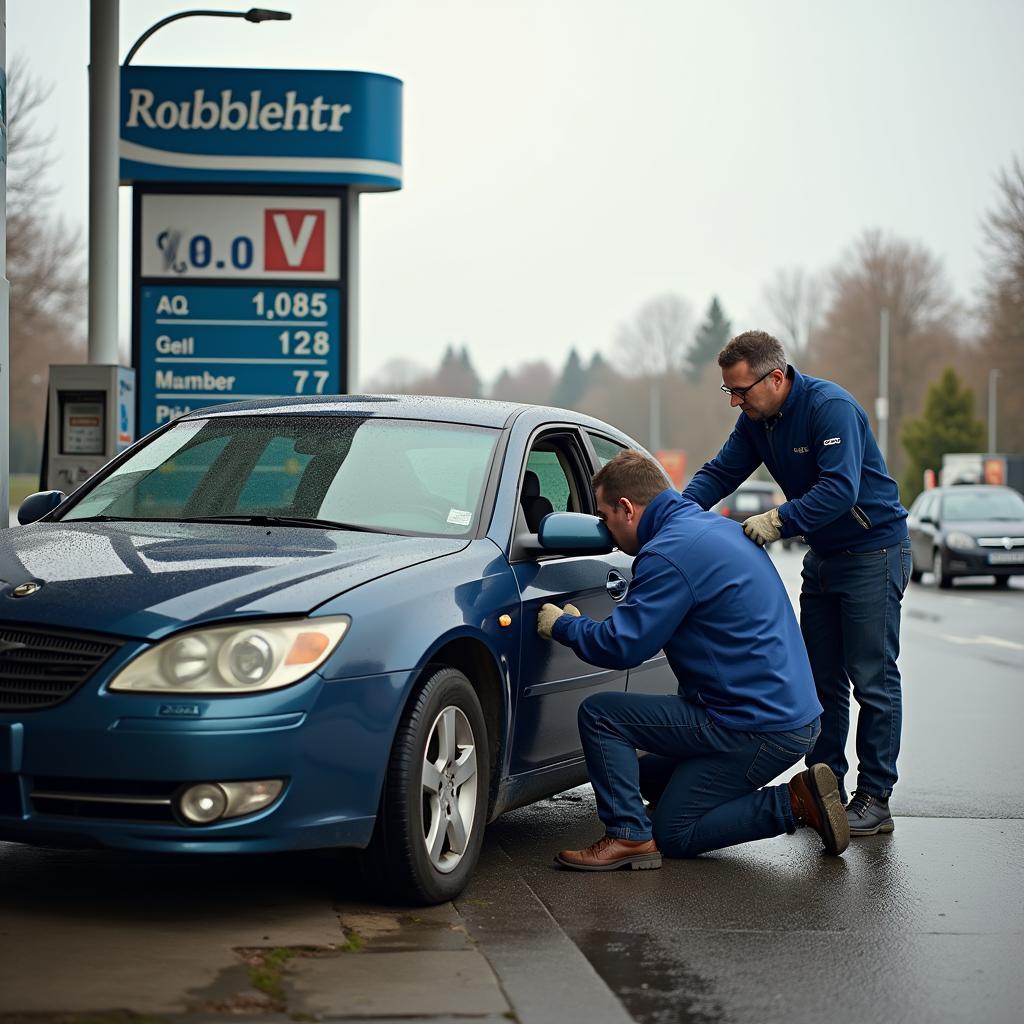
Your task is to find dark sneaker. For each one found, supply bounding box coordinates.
[788,764,850,855]
[847,791,894,836]
[555,835,662,871]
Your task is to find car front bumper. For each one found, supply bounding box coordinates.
[944,545,1024,578]
[0,666,416,853]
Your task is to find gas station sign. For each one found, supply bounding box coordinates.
[140,193,340,280]
[135,192,344,433]
[123,65,403,438]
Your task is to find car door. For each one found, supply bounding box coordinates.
[911,491,940,567]
[907,492,928,568]
[509,428,631,773]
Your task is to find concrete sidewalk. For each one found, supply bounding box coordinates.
[0,834,632,1024]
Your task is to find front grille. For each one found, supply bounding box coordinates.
[29,775,178,823]
[977,537,1024,549]
[0,624,123,711]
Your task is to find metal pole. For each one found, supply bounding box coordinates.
[346,189,359,392]
[649,377,661,451]
[0,0,9,527]
[89,0,119,365]
[988,368,1000,454]
[876,307,890,463]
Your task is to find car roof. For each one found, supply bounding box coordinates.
[932,484,1016,494]
[183,394,529,429]
[179,393,637,439]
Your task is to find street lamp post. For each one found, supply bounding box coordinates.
[123,8,291,66]
[875,307,890,464]
[988,368,1000,454]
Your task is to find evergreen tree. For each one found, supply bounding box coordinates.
[900,367,986,504]
[431,344,482,398]
[587,352,615,387]
[688,297,732,383]
[551,348,588,409]
[457,346,482,397]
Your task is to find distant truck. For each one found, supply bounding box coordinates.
[939,453,1024,492]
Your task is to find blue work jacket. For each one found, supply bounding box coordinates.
[552,490,822,732]
[683,367,908,557]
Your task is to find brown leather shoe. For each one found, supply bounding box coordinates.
[555,834,662,871]
[788,763,850,856]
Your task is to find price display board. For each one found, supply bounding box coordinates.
[133,190,346,435]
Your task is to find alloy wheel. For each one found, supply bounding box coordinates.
[421,705,478,873]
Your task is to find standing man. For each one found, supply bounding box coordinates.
[537,450,849,871]
[683,330,910,836]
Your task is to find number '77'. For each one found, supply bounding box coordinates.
[293,370,331,394]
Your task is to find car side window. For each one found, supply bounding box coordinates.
[587,432,628,467]
[518,434,591,536]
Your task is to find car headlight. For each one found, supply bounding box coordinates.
[108,616,350,693]
[945,531,976,551]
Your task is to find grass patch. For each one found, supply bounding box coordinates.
[242,947,300,1007]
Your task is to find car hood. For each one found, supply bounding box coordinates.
[942,518,1024,537]
[0,521,468,639]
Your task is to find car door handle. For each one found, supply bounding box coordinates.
[606,571,628,600]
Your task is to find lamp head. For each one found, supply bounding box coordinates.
[244,8,292,22]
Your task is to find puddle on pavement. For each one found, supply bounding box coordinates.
[574,929,724,1024]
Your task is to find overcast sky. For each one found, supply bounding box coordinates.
[7,0,1024,385]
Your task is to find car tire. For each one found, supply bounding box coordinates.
[361,666,489,905]
[933,549,952,589]
[910,564,924,583]
[993,576,1010,589]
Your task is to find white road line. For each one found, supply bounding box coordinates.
[945,634,1024,652]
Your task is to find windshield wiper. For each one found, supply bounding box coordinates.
[65,515,137,522]
[178,514,391,533]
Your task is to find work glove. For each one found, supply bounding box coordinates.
[537,602,581,639]
[742,507,783,547]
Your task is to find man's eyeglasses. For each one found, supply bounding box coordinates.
[720,369,776,399]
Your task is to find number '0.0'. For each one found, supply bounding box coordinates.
[187,234,254,270]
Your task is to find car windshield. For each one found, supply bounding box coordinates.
[941,489,1024,522]
[60,416,499,537]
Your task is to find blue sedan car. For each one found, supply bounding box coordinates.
[0,396,675,902]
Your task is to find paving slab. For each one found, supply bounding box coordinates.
[288,950,509,1019]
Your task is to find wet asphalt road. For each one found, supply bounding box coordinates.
[1,548,1021,1022]
[487,548,1024,1023]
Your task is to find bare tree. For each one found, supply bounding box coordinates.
[615,294,693,377]
[978,156,1024,453]
[362,357,428,394]
[810,229,964,474]
[761,267,826,364]
[7,60,87,471]
[489,360,555,404]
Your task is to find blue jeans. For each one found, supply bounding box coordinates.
[577,691,820,857]
[799,541,910,800]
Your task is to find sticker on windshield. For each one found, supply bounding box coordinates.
[447,509,473,526]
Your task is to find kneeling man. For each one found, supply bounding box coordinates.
[537,450,848,870]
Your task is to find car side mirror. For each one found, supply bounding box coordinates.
[18,490,66,525]
[537,512,614,555]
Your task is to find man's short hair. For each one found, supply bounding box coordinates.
[592,450,671,506]
[718,330,787,377]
